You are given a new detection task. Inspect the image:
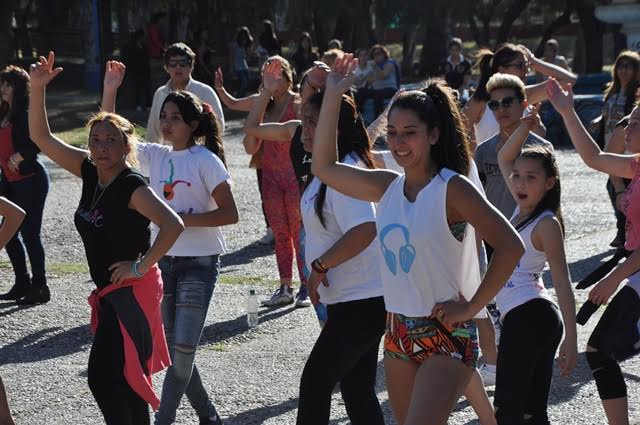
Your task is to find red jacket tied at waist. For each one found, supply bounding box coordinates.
[88,265,170,410]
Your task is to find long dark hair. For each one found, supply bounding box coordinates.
[235,26,253,50]
[513,145,565,235]
[296,32,313,57]
[389,80,471,177]
[472,43,525,102]
[604,50,640,104]
[0,65,30,151]
[161,91,226,167]
[306,92,374,227]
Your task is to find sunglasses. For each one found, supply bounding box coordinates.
[618,62,636,70]
[166,59,192,69]
[487,96,518,111]
[503,61,527,71]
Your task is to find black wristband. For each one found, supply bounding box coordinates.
[311,258,328,274]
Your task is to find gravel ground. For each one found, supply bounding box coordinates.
[1,114,639,424]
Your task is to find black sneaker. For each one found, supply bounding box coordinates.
[16,286,50,305]
[0,277,31,301]
[199,414,223,425]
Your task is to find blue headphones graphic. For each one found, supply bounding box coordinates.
[379,224,416,275]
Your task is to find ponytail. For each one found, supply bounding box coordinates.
[195,104,227,167]
[472,49,494,101]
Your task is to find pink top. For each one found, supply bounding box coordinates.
[623,156,640,250]
[261,96,297,173]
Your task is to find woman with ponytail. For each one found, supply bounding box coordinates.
[311,54,524,424]
[138,91,237,425]
[464,43,576,150]
[103,65,238,424]
[495,106,577,424]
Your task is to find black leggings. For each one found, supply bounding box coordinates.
[296,296,386,425]
[88,299,149,424]
[494,298,563,425]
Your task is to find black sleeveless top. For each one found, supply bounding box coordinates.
[74,159,151,288]
[288,125,312,187]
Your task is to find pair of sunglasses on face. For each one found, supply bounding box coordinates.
[166,59,192,69]
[487,96,520,111]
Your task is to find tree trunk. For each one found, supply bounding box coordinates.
[0,0,18,67]
[420,3,448,77]
[495,0,531,47]
[401,26,417,77]
[575,0,604,73]
[117,0,129,53]
[534,3,573,57]
[312,7,328,53]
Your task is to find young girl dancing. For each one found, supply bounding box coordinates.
[311,54,524,425]
[102,63,237,425]
[495,102,577,424]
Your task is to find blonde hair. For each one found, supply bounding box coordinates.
[86,112,139,168]
[321,49,344,67]
[486,72,526,101]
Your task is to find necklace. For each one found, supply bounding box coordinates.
[89,174,119,211]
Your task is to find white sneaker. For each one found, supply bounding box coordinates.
[257,228,275,245]
[478,363,496,386]
[295,286,312,307]
[261,285,294,306]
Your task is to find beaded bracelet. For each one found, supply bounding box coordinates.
[132,260,145,278]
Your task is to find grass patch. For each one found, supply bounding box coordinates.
[55,125,147,148]
[0,260,89,275]
[218,274,280,286]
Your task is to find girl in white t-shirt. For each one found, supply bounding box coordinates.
[296,92,386,424]
[311,54,524,425]
[149,91,237,425]
[495,106,577,424]
[118,88,237,425]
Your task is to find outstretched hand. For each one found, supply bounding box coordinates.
[103,60,126,92]
[326,53,359,95]
[262,59,282,94]
[545,77,574,116]
[29,51,63,89]
[520,103,541,131]
[214,67,224,90]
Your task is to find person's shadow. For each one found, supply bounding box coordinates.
[0,324,91,365]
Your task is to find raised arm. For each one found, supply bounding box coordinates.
[546,78,636,179]
[243,61,299,142]
[29,52,88,177]
[498,106,540,188]
[311,54,397,202]
[100,60,126,113]
[0,197,25,248]
[214,67,258,111]
[522,45,577,105]
[605,125,628,207]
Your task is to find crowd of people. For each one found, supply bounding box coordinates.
[0,22,639,425]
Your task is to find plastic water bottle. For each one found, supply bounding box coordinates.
[247,289,259,328]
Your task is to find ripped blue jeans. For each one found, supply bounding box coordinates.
[155,255,220,424]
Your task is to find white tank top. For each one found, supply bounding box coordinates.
[376,168,482,317]
[474,103,499,146]
[495,209,554,320]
